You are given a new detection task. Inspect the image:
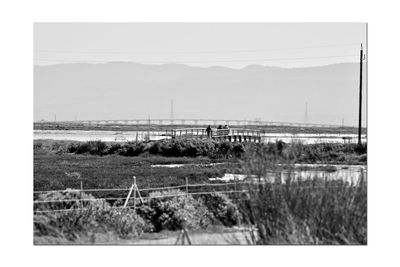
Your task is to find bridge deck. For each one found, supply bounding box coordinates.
[171,128,261,142]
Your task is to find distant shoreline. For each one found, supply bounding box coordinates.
[34,122,366,135]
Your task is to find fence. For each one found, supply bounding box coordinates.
[33,174,365,214]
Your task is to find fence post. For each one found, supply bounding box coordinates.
[133,176,137,211]
[234,177,242,227]
[123,183,135,208]
[185,177,189,197]
[80,180,83,209]
[234,177,237,197]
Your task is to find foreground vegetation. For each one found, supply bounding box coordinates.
[34,178,366,245]
[34,189,240,244]
[34,139,367,244]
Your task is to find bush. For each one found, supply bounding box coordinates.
[137,190,213,231]
[119,142,147,156]
[34,190,145,240]
[201,192,240,227]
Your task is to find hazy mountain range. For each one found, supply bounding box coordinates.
[34,62,366,126]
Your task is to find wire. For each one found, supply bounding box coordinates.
[33,189,251,212]
[35,43,363,55]
[33,183,362,205]
[33,182,248,195]
[33,54,360,64]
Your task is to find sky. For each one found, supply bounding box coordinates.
[34,23,367,125]
[34,23,367,68]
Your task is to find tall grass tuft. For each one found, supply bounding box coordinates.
[239,144,367,245]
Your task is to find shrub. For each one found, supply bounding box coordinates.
[216,142,233,158]
[34,142,43,151]
[201,192,240,227]
[34,190,145,240]
[232,143,245,158]
[359,154,367,162]
[107,143,122,154]
[137,190,213,231]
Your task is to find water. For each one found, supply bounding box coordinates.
[262,133,366,144]
[150,162,366,184]
[210,167,366,184]
[34,129,366,144]
[34,130,167,142]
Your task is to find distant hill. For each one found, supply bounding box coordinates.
[34,62,366,126]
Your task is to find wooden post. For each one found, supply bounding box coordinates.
[123,183,135,208]
[185,177,189,197]
[175,218,192,245]
[80,180,83,209]
[358,43,364,146]
[234,177,237,197]
[133,176,137,210]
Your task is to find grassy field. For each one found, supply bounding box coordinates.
[34,139,367,245]
[34,154,234,194]
[33,139,366,193]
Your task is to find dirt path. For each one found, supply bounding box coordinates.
[132,230,253,245]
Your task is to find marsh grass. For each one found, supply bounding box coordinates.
[238,144,367,245]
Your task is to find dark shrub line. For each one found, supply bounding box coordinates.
[35,139,366,163]
[66,139,246,159]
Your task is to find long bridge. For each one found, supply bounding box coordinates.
[44,118,343,128]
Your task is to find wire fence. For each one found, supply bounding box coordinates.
[33,178,365,214]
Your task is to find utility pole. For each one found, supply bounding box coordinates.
[358,43,364,145]
[304,102,309,124]
[147,115,150,141]
[170,99,174,120]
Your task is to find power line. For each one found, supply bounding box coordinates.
[34,43,363,55]
[34,54,360,64]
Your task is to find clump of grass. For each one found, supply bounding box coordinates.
[239,145,367,245]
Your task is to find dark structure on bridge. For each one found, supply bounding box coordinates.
[170,128,261,143]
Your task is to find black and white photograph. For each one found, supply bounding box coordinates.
[3,0,400,266]
[33,22,367,245]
